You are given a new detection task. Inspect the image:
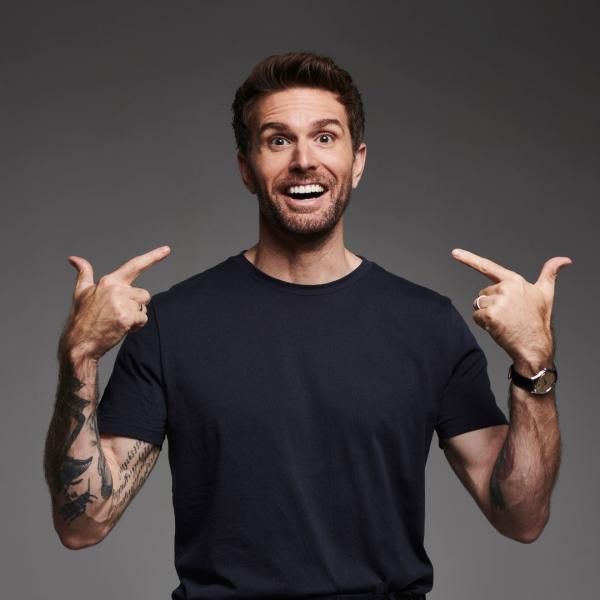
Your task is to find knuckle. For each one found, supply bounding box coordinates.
[474,310,491,326]
[117,310,131,325]
[130,314,148,332]
[137,288,151,303]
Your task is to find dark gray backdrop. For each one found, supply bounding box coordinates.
[2,1,598,598]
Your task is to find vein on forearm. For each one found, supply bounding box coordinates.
[489,386,561,517]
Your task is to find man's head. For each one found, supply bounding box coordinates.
[232,52,367,243]
[232,52,365,158]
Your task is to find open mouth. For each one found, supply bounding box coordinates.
[284,183,328,201]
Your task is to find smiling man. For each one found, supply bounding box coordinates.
[45,52,570,600]
[237,86,364,247]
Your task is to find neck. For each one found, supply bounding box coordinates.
[244,217,362,285]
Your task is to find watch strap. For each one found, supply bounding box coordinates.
[508,364,557,395]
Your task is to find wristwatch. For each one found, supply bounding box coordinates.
[508,364,558,395]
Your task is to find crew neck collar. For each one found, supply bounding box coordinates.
[231,250,372,295]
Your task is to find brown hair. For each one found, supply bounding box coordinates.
[232,52,365,157]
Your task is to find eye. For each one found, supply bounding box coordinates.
[317,133,335,144]
[268,135,290,147]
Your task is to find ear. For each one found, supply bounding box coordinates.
[351,143,367,189]
[237,151,257,194]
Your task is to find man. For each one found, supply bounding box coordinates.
[44,52,571,599]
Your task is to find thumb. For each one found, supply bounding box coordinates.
[68,255,95,295]
[535,256,573,295]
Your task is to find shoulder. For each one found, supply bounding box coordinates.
[367,261,452,319]
[149,254,238,314]
[367,261,479,363]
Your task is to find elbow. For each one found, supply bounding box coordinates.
[495,510,550,544]
[509,526,545,544]
[56,526,102,549]
[51,500,112,550]
[54,520,110,550]
[59,533,91,551]
[58,529,106,550]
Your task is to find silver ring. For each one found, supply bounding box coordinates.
[473,295,485,310]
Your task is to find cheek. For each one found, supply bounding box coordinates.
[327,147,355,175]
[254,156,287,188]
[321,155,351,179]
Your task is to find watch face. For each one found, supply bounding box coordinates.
[534,370,557,393]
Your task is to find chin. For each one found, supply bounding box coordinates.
[257,187,350,238]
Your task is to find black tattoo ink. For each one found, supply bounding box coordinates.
[88,410,113,499]
[56,382,92,492]
[44,357,108,526]
[490,434,515,511]
[59,456,93,491]
[108,441,159,520]
[60,478,97,523]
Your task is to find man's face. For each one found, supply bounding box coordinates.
[238,87,366,241]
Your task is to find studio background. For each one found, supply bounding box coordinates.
[2,1,598,598]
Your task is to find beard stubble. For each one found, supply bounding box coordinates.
[252,170,354,244]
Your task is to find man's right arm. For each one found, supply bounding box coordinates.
[44,347,160,549]
[44,245,171,548]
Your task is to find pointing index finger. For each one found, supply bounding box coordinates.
[451,248,516,283]
[112,245,171,285]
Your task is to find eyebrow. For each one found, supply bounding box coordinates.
[258,118,345,136]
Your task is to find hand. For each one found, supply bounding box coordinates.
[451,248,572,373]
[60,246,171,362]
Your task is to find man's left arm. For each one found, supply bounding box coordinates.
[441,248,572,543]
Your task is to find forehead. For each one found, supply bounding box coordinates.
[252,87,348,131]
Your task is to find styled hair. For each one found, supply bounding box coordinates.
[231,52,365,157]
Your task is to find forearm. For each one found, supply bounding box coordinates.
[489,361,561,542]
[43,345,114,548]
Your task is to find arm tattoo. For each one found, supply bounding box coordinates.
[490,429,515,510]
[44,361,113,525]
[88,410,113,498]
[45,353,160,534]
[108,440,160,521]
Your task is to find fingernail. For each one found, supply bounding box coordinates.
[452,248,463,256]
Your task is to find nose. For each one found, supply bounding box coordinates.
[289,139,318,172]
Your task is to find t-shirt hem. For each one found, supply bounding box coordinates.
[97,416,165,449]
[437,413,509,448]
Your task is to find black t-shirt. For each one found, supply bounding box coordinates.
[97,251,508,600]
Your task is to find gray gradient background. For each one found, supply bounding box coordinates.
[2,1,598,598]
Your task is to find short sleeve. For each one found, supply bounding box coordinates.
[97,300,167,448]
[435,299,508,449]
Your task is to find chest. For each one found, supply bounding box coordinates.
[163,309,442,443]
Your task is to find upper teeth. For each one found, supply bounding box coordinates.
[288,184,325,194]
